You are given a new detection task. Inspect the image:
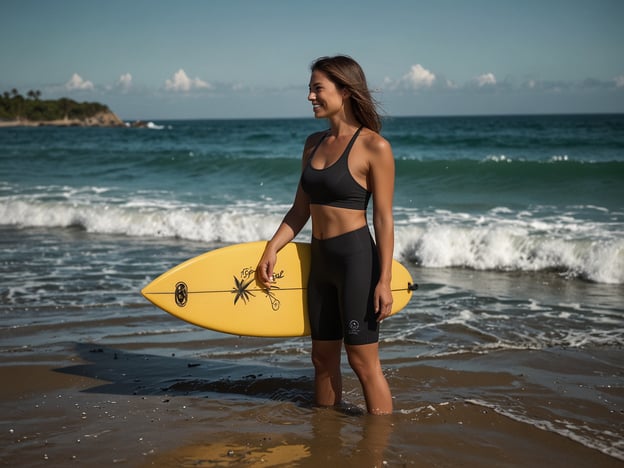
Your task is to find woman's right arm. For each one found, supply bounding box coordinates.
[256,133,319,288]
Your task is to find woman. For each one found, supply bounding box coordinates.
[257,55,395,415]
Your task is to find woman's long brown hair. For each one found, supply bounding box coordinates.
[311,55,382,133]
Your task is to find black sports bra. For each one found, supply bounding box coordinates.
[300,127,371,210]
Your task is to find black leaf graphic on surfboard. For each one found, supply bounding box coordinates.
[231,268,281,311]
[231,275,255,305]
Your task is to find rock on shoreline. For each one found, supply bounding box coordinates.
[0,110,125,128]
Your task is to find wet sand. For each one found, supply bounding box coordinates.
[1,343,621,467]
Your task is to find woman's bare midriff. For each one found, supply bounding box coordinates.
[310,204,368,240]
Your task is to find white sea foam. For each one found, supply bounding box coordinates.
[1,190,623,284]
[483,154,514,163]
[395,218,624,284]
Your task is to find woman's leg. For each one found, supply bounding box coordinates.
[345,342,393,415]
[311,339,343,407]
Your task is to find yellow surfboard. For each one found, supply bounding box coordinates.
[141,241,415,337]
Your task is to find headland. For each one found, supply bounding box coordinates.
[0,89,124,127]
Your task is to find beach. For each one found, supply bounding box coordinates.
[1,115,623,466]
[1,227,622,467]
[1,331,622,468]
[1,264,621,466]
[1,348,621,467]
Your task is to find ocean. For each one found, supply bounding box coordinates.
[1,114,623,466]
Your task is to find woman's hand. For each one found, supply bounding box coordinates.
[374,281,393,322]
[256,248,277,290]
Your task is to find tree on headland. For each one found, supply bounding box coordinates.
[0,89,113,123]
[26,90,42,100]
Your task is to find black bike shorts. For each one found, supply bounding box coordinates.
[307,225,381,345]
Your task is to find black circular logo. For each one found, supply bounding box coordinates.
[175,282,188,307]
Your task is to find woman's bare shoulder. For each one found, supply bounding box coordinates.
[360,128,392,158]
[302,130,327,158]
[305,130,327,146]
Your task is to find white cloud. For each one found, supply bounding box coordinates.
[402,64,437,89]
[117,73,133,91]
[65,73,94,91]
[524,77,619,92]
[475,73,497,87]
[165,69,212,92]
[383,64,438,91]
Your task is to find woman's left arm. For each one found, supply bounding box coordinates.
[368,135,396,322]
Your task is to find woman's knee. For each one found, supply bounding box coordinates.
[311,340,342,372]
[346,344,382,380]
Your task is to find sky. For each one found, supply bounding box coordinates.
[2,0,623,120]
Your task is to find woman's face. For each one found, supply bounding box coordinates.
[308,70,346,119]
